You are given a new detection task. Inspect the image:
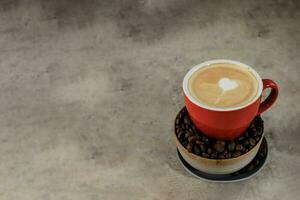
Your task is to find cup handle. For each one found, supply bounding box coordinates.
[257,79,279,115]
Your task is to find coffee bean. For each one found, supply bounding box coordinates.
[180,124,185,129]
[235,144,244,152]
[202,136,210,144]
[193,145,201,155]
[191,126,197,134]
[207,148,212,154]
[228,141,236,152]
[186,143,193,152]
[199,143,207,152]
[218,152,225,159]
[179,111,183,117]
[182,140,188,147]
[242,139,249,146]
[184,124,190,130]
[219,140,226,146]
[225,152,232,159]
[244,131,249,138]
[175,118,180,125]
[255,136,260,142]
[214,140,225,153]
[185,132,193,138]
[195,140,204,145]
[176,107,265,161]
[194,132,201,139]
[256,127,263,135]
[184,116,191,125]
[232,151,242,158]
[246,164,254,171]
[202,153,210,158]
[177,131,185,139]
[214,143,224,153]
[211,152,218,159]
[188,136,197,143]
[249,138,256,146]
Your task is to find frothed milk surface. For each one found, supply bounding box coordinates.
[188,63,259,108]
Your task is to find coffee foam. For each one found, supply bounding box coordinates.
[218,78,238,92]
[188,63,258,108]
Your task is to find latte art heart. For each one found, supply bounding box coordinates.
[188,63,259,108]
[218,78,238,92]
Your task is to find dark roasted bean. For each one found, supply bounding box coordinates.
[177,131,185,139]
[218,152,225,159]
[191,126,197,133]
[175,118,180,125]
[249,138,256,146]
[184,116,190,125]
[175,107,265,162]
[235,144,244,152]
[242,139,249,146]
[255,136,260,142]
[185,132,193,138]
[214,143,225,153]
[244,131,249,138]
[225,152,232,159]
[207,148,212,155]
[185,124,190,130]
[228,141,236,152]
[257,127,263,135]
[193,145,201,155]
[194,132,201,139]
[186,143,193,152]
[219,140,226,146]
[232,151,242,158]
[188,136,197,143]
[199,143,207,152]
[195,140,204,145]
[202,153,210,158]
[211,152,218,159]
[214,140,225,153]
[202,136,210,144]
[182,140,188,147]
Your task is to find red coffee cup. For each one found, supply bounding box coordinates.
[183,59,278,140]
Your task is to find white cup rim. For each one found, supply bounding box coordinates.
[183,59,263,111]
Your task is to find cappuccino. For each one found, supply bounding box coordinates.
[188,63,258,108]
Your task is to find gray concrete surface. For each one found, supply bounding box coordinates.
[0,0,299,199]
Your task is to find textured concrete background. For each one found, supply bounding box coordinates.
[0,0,299,199]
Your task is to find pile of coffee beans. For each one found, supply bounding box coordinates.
[232,138,267,175]
[175,107,264,159]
